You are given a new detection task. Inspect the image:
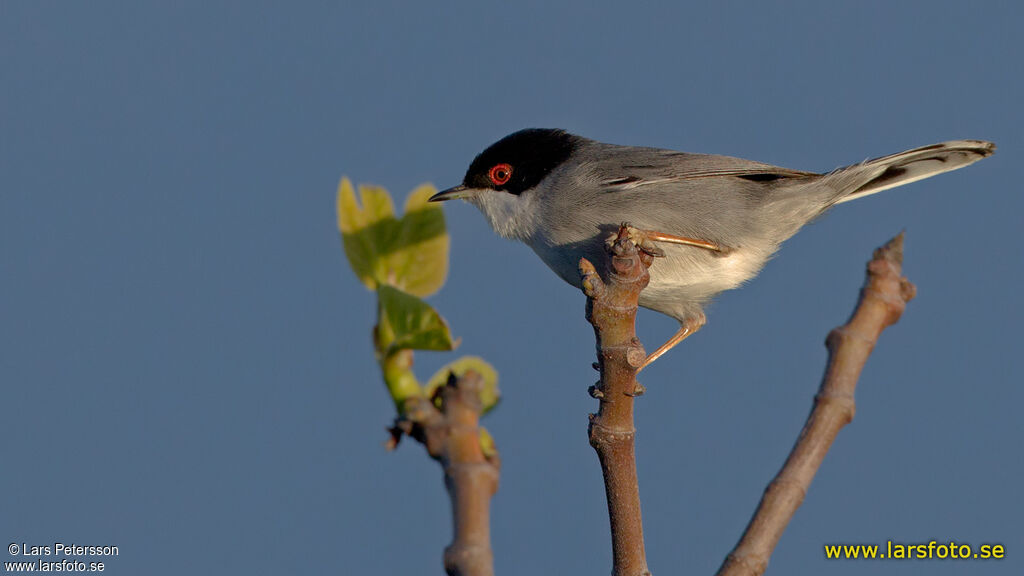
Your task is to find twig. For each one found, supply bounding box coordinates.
[391,372,501,576]
[580,225,656,576]
[717,233,917,576]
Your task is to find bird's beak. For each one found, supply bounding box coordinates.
[428,185,472,202]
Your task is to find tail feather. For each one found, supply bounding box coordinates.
[829,140,996,204]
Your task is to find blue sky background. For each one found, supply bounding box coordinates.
[2,2,1020,575]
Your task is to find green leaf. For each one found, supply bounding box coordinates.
[337,179,449,297]
[386,184,449,297]
[425,356,500,414]
[377,284,458,356]
[337,178,396,291]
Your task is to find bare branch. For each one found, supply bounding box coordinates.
[718,233,916,576]
[581,225,656,576]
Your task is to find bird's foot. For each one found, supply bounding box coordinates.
[637,312,706,372]
[605,224,667,257]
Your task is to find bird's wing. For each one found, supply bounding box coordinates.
[571,146,822,252]
[590,148,817,191]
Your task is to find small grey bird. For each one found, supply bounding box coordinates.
[430,129,995,368]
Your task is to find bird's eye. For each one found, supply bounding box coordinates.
[488,163,513,186]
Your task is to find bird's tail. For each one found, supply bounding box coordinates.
[825,140,996,204]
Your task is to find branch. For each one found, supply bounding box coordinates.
[391,371,501,576]
[580,225,656,576]
[717,233,917,576]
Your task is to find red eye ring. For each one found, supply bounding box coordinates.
[488,163,513,186]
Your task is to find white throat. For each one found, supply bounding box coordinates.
[467,191,540,241]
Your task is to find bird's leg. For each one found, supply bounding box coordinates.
[637,312,706,372]
[640,230,723,253]
[608,226,721,255]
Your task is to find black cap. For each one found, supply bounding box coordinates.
[461,128,581,196]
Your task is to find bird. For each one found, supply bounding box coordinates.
[429,129,995,369]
